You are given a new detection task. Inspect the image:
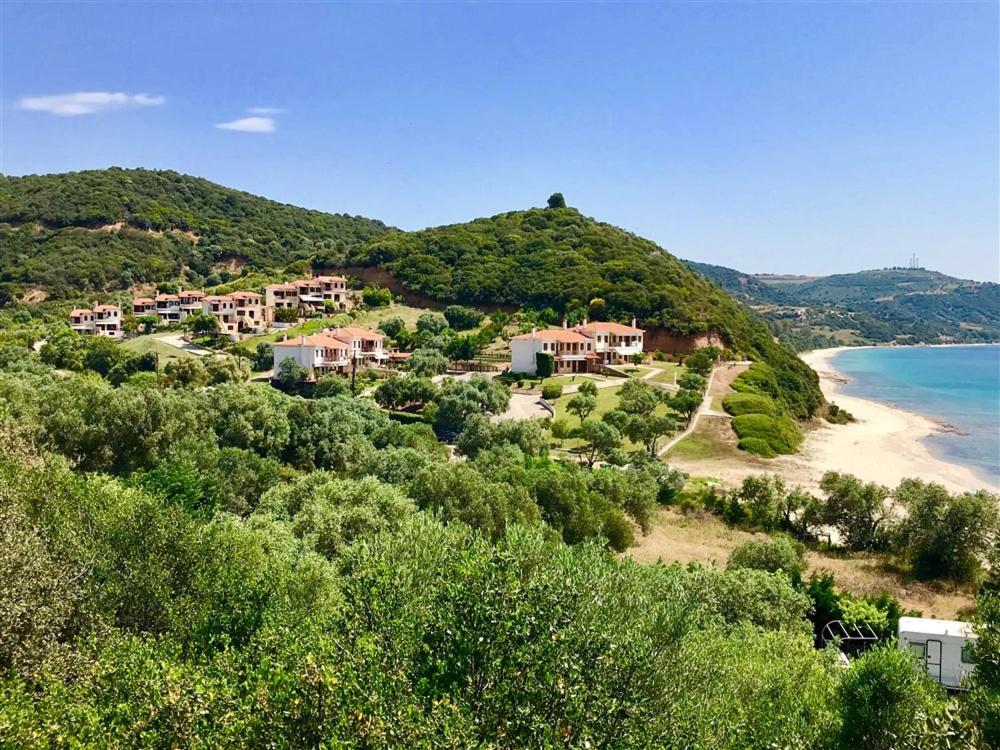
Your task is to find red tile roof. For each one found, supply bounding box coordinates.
[510,328,591,344]
[575,321,643,335]
[330,325,384,341]
[273,333,350,350]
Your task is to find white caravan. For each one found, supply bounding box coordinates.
[897,616,977,690]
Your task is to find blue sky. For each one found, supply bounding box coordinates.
[2,2,997,281]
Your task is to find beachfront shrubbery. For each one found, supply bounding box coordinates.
[722,392,778,417]
[732,413,803,455]
[726,363,804,456]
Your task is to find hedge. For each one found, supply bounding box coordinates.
[731,413,803,455]
[722,392,778,417]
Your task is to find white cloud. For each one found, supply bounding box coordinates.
[249,106,282,114]
[18,91,165,117]
[215,116,275,133]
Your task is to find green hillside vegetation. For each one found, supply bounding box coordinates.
[687,261,1000,349]
[0,343,995,748]
[355,205,821,417]
[723,363,804,456]
[0,173,822,418]
[0,168,388,298]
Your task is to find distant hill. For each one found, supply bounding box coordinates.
[353,207,820,417]
[0,168,389,298]
[685,261,1000,349]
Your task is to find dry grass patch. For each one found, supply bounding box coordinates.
[628,508,975,619]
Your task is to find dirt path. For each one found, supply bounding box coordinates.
[657,362,749,456]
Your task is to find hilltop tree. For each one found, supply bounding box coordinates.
[547,192,566,208]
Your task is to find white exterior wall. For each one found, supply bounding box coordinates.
[511,338,543,374]
[273,343,320,372]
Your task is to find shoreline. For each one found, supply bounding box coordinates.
[797,347,998,494]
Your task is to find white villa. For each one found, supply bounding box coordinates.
[576,319,644,365]
[510,318,645,375]
[265,275,353,312]
[69,304,122,338]
[271,325,386,378]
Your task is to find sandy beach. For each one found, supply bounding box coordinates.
[788,347,996,494]
[666,347,997,494]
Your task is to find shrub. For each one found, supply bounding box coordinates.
[732,413,802,455]
[541,383,563,400]
[443,305,485,331]
[836,645,945,750]
[535,352,554,378]
[728,535,806,584]
[738,437,777,458]
[602,511,634,551]
[722,392,778,417]
[550,417,571,439]
[826,402,855,424]
[361,284,393,307]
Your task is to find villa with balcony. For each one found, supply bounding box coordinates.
[271,326,386,378]
[179,290,205,318]
[265,282,300,310]
[229,291,268,333]
[155,293,182,325]
[510,319,645,375]
[315,275,353,308]
[202,295,240,337]
[133,297,156,316]
[510,326,598,375]
[574,319,644,365]
[69,304,122,338]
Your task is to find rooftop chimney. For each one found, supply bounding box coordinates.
[531,327,537,339]
[631,317,637,328]
[583,316,588,326]
[562,318,568,329]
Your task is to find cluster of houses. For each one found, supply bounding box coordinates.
[69,275,354,340]
[510,318,645,375]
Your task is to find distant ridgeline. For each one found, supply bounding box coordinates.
[0,168,389,300]
[0,169,821,417]
[686,260,1000,350]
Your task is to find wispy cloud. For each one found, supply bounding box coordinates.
[18,91,165,117]
[249,106,282,115]
[215,116,275,133]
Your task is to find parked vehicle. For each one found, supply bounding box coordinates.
[897,616,977,690]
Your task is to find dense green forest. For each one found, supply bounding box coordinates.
[0,169,388,298]
[0,344,996,748]
[352,206,821,417]
[687,261,1000,349]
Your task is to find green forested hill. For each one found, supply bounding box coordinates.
[686,261,1000,349]
[0,172,821,416]
[0,168,389,298]
[353,206,820,417]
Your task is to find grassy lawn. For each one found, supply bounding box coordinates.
[548,385,676,454]
[665,431,734,461]
[647,361,686,385]
[120,333,197,366]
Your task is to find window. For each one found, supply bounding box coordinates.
[962,644,976,664]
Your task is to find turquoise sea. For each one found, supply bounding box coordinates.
[831,345,1000,489]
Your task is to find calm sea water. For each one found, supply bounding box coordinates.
[832,345,1000,489]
